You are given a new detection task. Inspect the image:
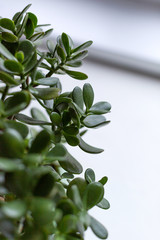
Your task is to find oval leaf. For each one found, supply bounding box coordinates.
[36,77,59,86]
[72,86,84,110]
[97,198,110,210]
[83,83,94,110]
[2,200,26,219]
[0,18,15,32]
[85,168,95,183]
[90,216,108,239]
[78,134,104,154]
[0,71,18,85]
[4,60,23,73]
[15,113,51,125]
[2,32,18,43]
[89,101,111,114]
[83,115,109,128]
[30,87,60,100]
[63,69,88,80]
[29,130,51,153]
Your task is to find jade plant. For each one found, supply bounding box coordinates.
[0,4,111,240]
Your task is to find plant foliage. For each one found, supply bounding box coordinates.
[0,4,111,240]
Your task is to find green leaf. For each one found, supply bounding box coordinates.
[43,28,53,38]
[85,168,95,183]
[31,107,48,122]
[62,111,71,126]
[47,40,55,53]
[2,200,26,219]
[50,112,61,126]
[15,51,24,63]
[17,13,29,38]
[72,86,83,110]
[83,83,94,110]
[4,91,30,116]
[29,130,51,153]
[14,4,32,25]
[0,42,17,60]
[71,40,93,53]
[57,198,75,216]
[0,128,24,158]
[63,132,79,146]
[63,69,88,80]
[84,182,104,209]
[59,147,83,174]
[83,115,109,128]
[71,50,88,61]
[63,126,79,135]
[30,87,60,100]
[61,172,74,179]
[70,185,83,210]
[90,216,108,239]
[97,198,110,210]
[28,12,38,28]
[58,215,78,233]
[18,40,35,63]
[0,158,24,172]
[46,143,67,163]
[67,177,87,199]
[1,32,18,43]
[4,120,29,139]
[25,17,34,38]
[65,60,82,67]
[90,101,111,114]
[77,134,104,154]
[57,45,66,62]
[4,60,23,73]
[0,18,15,32]
[36,77,59,86]
[99,176,108,185]
[24,51,37,74]
[0,71,18,85]
[31,198,54,225]
[15,113,51,125]
[61,32,70,56]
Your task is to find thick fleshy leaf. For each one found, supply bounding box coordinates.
[0,71,18,85]
[63,132,79,146]
[46,143,67,163]
[28,12,38,28]
[63,69,88,80]
[57,45,66,62]
[50,112,61,126]
[24,51,37,73]
[97,198,110,210]
[47,40,55,53]
[99,176,108,185]
[25,17,34,38]
[58,215,78,233]
[71,41,93,53]
[71,50,88,61]
[0,42,17,60]
[36,77,59,86]
[2,200,26,219]
[0,128,24,158]
[89,101,111,114]
[85,168,95,183]
[70,185,83,210]
[72,86,83,110]
[13,4,31,25]
[90,216,108,239]
[17,13,29,38]
[83,83,94,110]
[29,130,51,153]
[15,113,51,125]
[4,120,29,139]
[31,107,48,122]
[61,172,74,179]
[61,32,70,56]
[63,126,79,135]
[0,158,24,172]
[4,91,30,116]
[67,177,87,199]
[65,60,82,67]
[83,115,109,128]
[1,32,18,43]
[57,199,75,216]
[59,147,83,174]
[78,135,104,154]
[84,182,104,209]
[18,40,35,63]
[15,51,24,63]
[0,18,15,32]
[4,60,23,74]
[30,87,60,100]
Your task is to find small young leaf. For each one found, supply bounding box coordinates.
[15,51,24,63]
[90,216,108,239]
[85,168,95,183]
[50,112,61,126]
[83,83,94,110]
[89,101,111,114]
[99,176,108,185]
[18,40,35,63]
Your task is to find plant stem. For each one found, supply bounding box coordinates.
[1,85,9,101]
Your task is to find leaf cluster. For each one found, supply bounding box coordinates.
[0,4,111,240]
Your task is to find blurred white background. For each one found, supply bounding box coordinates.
[1,0,160,239]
